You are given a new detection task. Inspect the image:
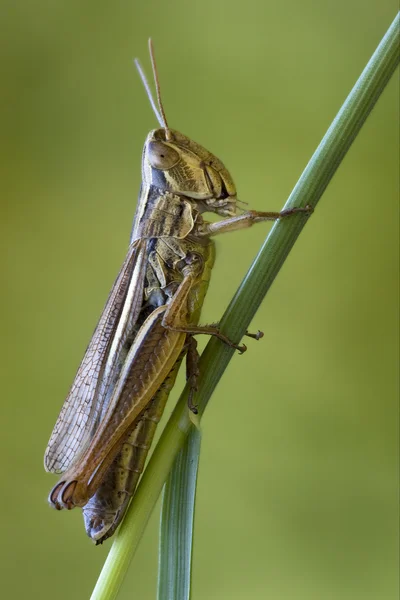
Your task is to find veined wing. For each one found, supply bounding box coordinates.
[44,239,148,474]
[49,305,187,509]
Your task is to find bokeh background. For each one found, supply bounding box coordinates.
[1,2,398,599]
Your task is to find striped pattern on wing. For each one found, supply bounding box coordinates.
[44,239,148,474]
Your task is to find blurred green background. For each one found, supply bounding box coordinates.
[1,2,398,599]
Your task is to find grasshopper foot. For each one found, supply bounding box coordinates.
[236,343,247,355]
[279,204,313,218]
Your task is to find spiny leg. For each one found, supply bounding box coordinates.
[165,322,248,354]
[161,275,248,354]
[205,323,264,343]
[199,205,313,237]
[161,265,266,354]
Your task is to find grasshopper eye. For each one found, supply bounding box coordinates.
[147,141,180,170]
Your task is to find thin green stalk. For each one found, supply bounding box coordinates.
[90,13,400,600]
[157,428,202,600]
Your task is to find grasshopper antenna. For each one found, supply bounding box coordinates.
[148,39,172,140]
[134,39,172,141]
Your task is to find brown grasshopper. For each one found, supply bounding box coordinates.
[44,40,310,543]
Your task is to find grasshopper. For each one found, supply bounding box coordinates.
[44,40,310,543]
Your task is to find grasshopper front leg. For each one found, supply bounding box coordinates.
[198,206,313,237]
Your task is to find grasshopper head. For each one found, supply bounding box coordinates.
[142,128,237,216]
[135,40,238,217]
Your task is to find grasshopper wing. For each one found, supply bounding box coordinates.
[44,239,148,474]
[49,305,187,509]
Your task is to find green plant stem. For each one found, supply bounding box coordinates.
[157,428,201,600]
[90,13,399,600]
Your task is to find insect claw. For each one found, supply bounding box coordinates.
[237,343,247,355]
[245,329,264,340]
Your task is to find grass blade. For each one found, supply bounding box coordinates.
[157,428,202,600]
